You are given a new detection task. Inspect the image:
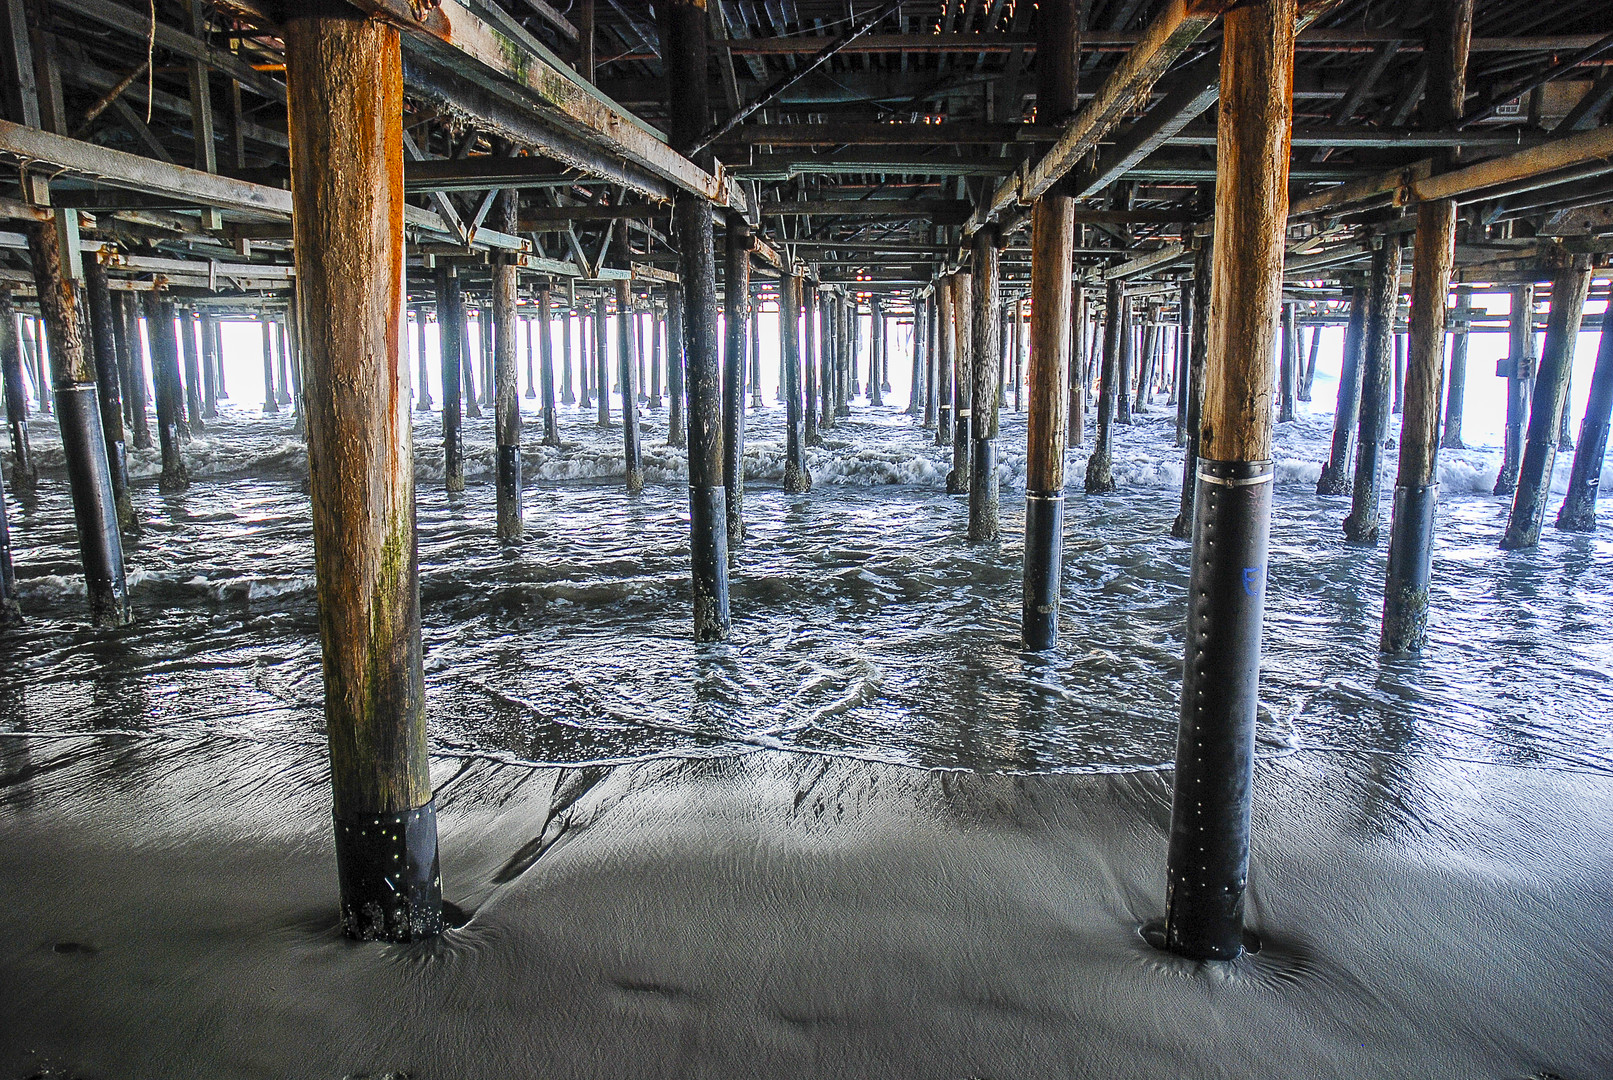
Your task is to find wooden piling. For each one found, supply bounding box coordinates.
[909,290,927,419]
[180,308,205,434]
[1085,280,1122,494]
[1278,301,1297,423]
[869,296,885,408]
[1342,238,1402,544]
[1316,286,1366,495]
[145,294,190,492]
[1070,287,1088,447]
[804,283,822,447]
[1021,178,1075,650]
[723,215,750,541]
[119,294,151,450]
[825,296,838,435]
[83,255,135,533]
[782,271,811,494]
[285,7,439,941]
[1382,0,1469,655]
[1441,285,1473,449]
[1300,324,1320,403]
[30,218,130,627]
[438,265,465,493]
[593,293,610,427]
[949,271,973,494]
[661,0,730,642]
[968,229,1001,540]
[666,285,686,447]
[578,299,593,409]
[1174,279,1191,446]
[617,278,643,494]
[524,313,537,400]
[560,297,575,405]
[261,316,279,415]
[199,310,218,420]
[493,191,524,536]
[1158,0,1294,963]
[1115,300,1134,426]
[463,306,483,420]
[1555,300,1613,532]
[649,299,664,409]
[415,308,433,411]
[537,283,560,447]
[1170,240,1212,538]
[1,290,38,500]
[1501,253,1592,550]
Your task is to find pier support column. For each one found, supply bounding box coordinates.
[1494,284,1534,496]
[462,309,481,420]
[593,293,610,427]
[616,277,643,494]
[1085,280,1122,494]
[1022,184,1075,649]
[1555,301,1613,531]
[948,271,973,493]
[650,299,664,409]
[1382,0,1468,655]
[146,294,189,492]
[578,297,593,409]
[285,8,439,941]
[415,307,433,411]
[560,296,575,405]
[909,290,926,418]
[1,290,38,499]
[493,190,523,537]
[1115,300,1134,425]
[1071,287,1089,446]
[524,315,537,400]
[804,283,822,447]
[84,255,135,534]
[1342,238,1402,543]
[438,266,464,493]
[1277,301,1297,423]
[1174,281,1190,444]
[180,308,205,433]
[1171,240,1212,537]
[1316,286,1366,495]
[1157,0,1293,962]
[666,285,686,447]
[869,297,885,408]
[1441,285,1472,449]
[31,217,130,627]
[537,282,560,447]
[199,310,218,419]
[661,0,729,642]
[724,215,750,541]
[782,271,811,494]
[969,229,1001,540]
[936,279,954,445]
[1501,253,1592,550]
[119,295,151,450]
[261,315,279,414]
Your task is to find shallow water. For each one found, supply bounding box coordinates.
[2,389,1611,778]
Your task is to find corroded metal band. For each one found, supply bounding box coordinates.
[334,799,443,942]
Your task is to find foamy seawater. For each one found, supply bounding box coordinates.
[2,383,1611,777]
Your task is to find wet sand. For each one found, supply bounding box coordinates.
[3,733,1609,1078]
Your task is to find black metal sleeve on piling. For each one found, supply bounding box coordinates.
[1156,459,1273,960]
